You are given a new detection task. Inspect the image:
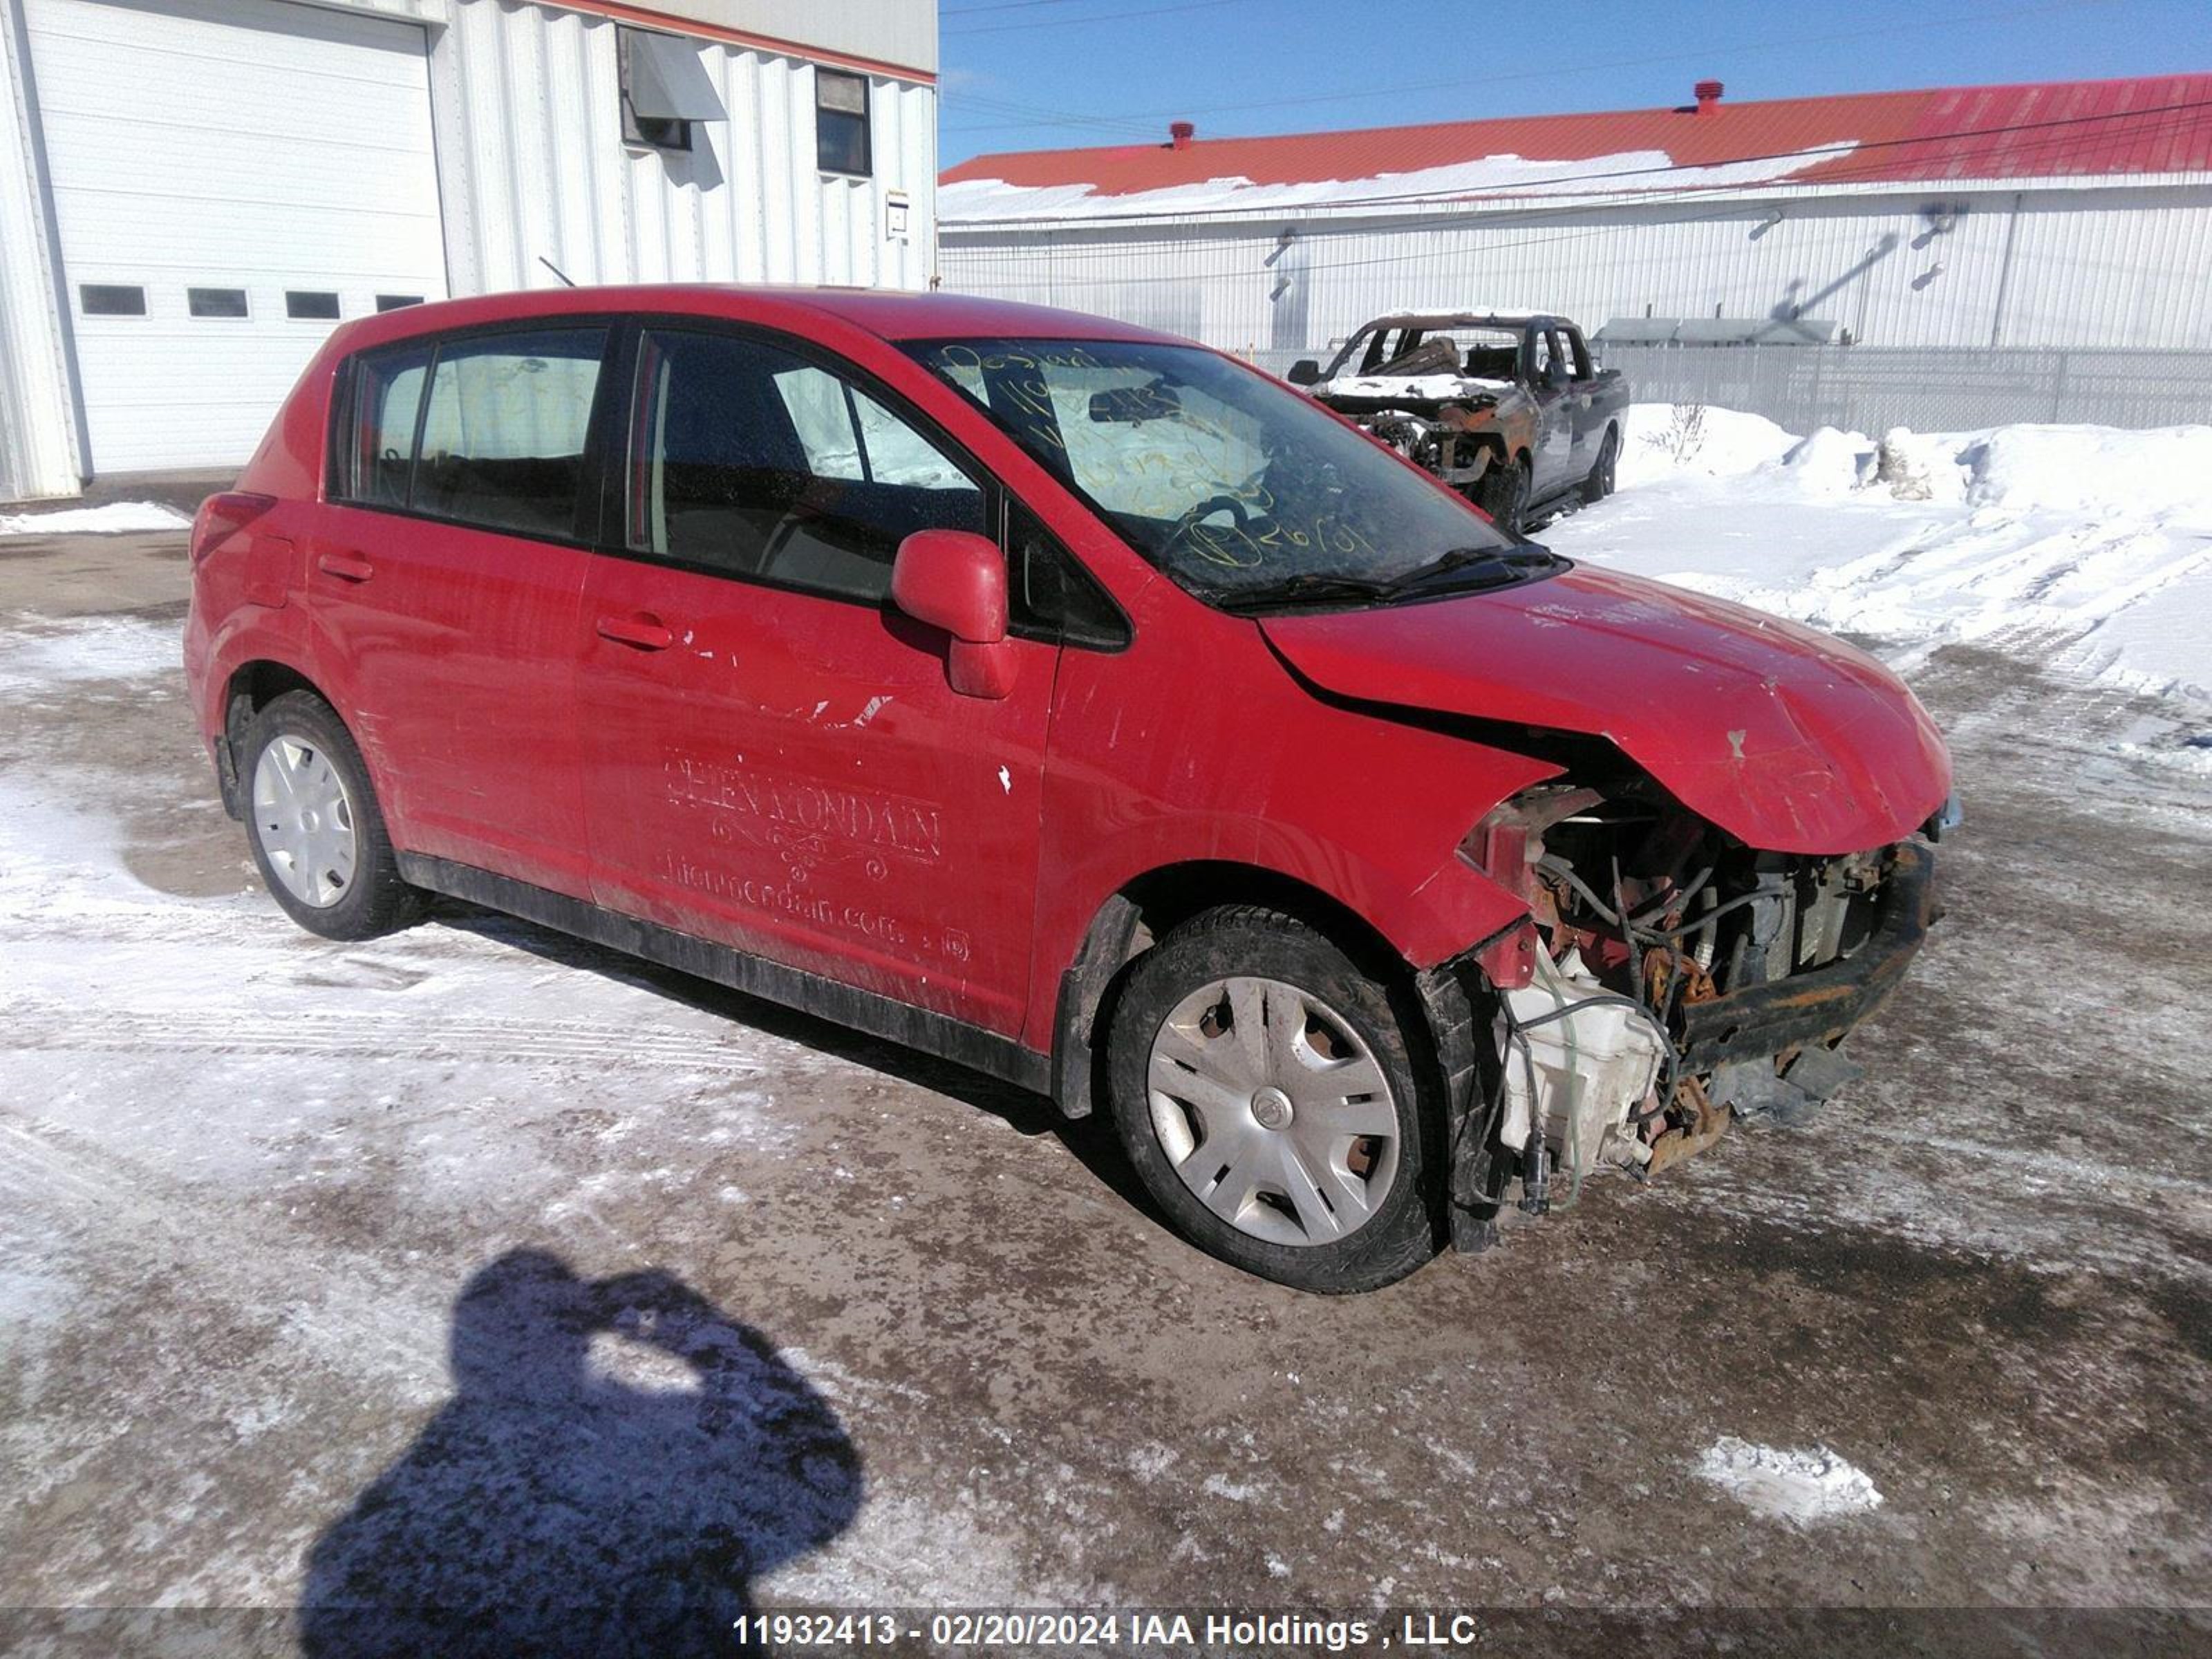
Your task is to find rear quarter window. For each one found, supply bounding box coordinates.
[339,344,432,507]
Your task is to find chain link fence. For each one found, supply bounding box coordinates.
[1584,345,2212,434]
[1246,343,2212,431]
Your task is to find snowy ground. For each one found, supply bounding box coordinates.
[0,500,189,537]
[3,435,2211,1651]
[1556,404,2212,737]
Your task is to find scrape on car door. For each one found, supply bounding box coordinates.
[574,325,1058,1036]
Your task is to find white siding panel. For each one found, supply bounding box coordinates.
[941,184,2212,356]
[0,0,82,499]
[433,1,935,300]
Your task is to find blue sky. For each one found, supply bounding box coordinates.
[938,0,2204,166]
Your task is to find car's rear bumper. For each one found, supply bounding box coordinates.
[1676,840,1938,1072]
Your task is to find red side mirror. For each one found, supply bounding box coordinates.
[890,530,1018,699]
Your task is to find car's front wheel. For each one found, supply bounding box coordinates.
[1480,454,1533,536]
[1105,907,1442,1292]
[241,690,421,940]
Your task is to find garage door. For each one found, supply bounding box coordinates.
[24,0,448,474]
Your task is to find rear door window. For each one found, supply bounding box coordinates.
[339,328,609,538]
[624,328,984,603]
[414,329,608,539]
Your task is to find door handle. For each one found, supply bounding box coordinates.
[317,552,373,583]
[596,612,675,651]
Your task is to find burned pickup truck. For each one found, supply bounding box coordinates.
[1291,312,1628,534]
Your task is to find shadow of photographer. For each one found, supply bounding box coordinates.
[300,1249,861,1657]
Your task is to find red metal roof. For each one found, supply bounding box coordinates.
[941,75,2212,200]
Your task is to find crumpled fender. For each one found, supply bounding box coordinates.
[1019,605,1564,1055]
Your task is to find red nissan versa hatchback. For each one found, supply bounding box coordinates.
[185,286,1955,1291]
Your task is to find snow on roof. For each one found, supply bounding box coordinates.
[941,75,2212,225]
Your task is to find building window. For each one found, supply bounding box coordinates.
[619,26,726,153]
[80,284,146,317]
[287,291,341,320]
[816,71,871,177]
[188,288,250,319]
[375,295,425,312]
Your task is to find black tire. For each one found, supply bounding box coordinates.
[1581,424,1620,503]
[1481,454,1533,536]
[1104,906,1443,1293]
[241,690,422,941]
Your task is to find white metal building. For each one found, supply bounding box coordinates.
[0,0,937,500]
[938,76,2212,370]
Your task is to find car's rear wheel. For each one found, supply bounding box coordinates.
[1105,906,1442,1292]
[242,691,421,940]
[1582,424,1620,503]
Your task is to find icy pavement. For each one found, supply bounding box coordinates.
[3,516,2211,1645]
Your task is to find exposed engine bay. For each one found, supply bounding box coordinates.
[1308,331,1539,504]
[1454,780,1946,1235]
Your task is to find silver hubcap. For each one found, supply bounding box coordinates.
[252,735,358,908]
[1145,976,1400,1248]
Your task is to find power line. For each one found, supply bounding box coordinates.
[944,90,1161,138]
[946,0,1249,38]
[942,0,1110,16]
[940,95,2212,230]
[938,0,2119,138]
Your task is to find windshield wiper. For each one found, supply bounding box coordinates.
[1215,572,1397,614]
[1215,545,1564,615]
[1374,543,1563,598]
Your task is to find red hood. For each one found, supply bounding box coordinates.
[1261,565,1951,854]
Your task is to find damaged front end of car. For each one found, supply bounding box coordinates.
[1436,776,1952,1248]
[1309,341,1536,505]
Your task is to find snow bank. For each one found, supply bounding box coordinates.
[1779,426,1879,495]
[1965,424,2212,516]
[1551,407,2212,710]
[1615,402,1793,487]
[0,500,190,535]
[1696,1437,1884,1526]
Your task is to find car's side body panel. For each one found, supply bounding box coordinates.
[576,551,1060,1038]
[299,503,598,897]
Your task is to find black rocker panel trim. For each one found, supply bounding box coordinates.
[395,853,1054,1094]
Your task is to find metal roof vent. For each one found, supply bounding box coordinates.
[1694,79,1725,115]
[1169,120,1196,149]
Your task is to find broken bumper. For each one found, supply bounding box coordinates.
[1677,841,1938,1072]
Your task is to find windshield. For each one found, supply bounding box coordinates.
[1323,324,1524,384]
[903,338,1555,610]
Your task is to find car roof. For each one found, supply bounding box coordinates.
[1360,312,1548,330]
[324,283,1186,355]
